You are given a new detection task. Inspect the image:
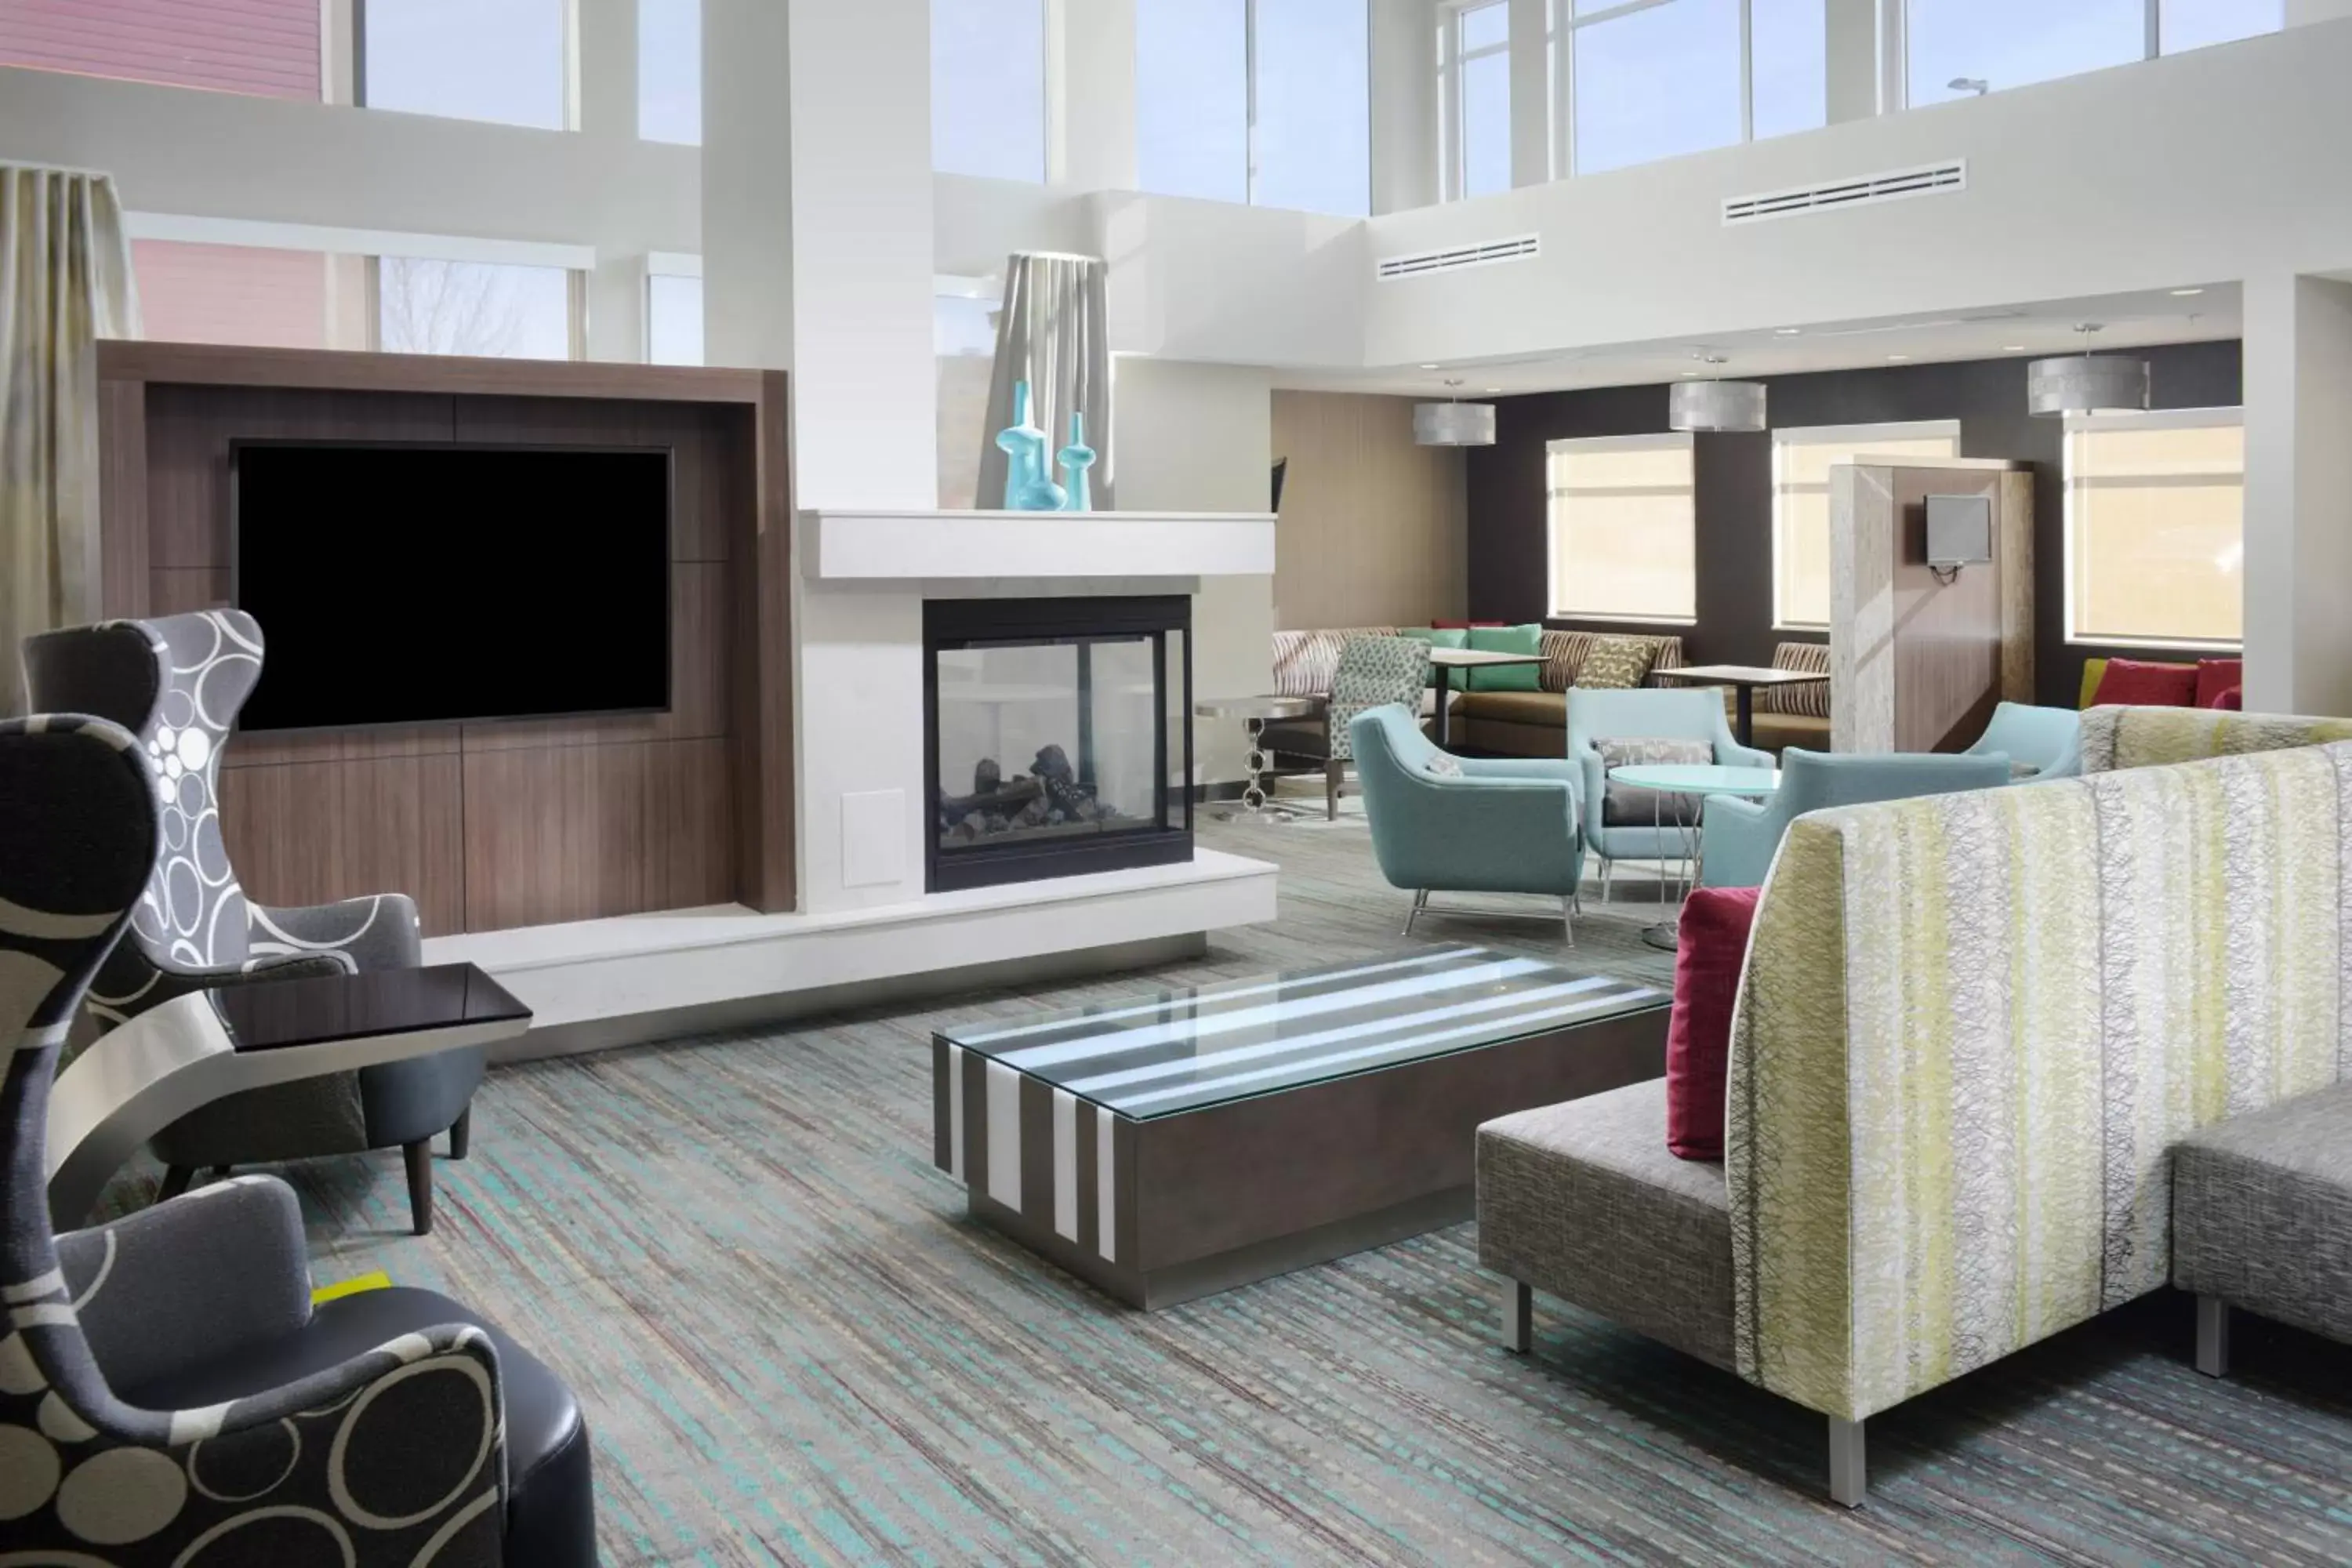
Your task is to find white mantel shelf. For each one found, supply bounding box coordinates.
[803,508,1276,582]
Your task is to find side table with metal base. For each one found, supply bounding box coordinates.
[1603,763,1781,951]
[1195,694,1325,821]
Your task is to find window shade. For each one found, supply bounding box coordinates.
[2066,412,2243,647]
[1771,422,1960,629]
[1547,434,1696,622]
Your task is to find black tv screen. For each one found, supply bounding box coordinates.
[233,441,672,732]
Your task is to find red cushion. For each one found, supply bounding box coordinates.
[2195,658,2244,710]
[1664,886,1762,1162]
[2092,657,2199,708]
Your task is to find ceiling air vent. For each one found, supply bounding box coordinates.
[1375,233,1540,282]
[1722,161,1965,226]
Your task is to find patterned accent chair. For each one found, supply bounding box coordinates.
[23,611,484,1232]
[0,714,597,1566]
[1316,636,1433,820]
[1479,739,2352,1505]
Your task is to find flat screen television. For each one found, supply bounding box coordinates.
[1925,492,1994,568]
[232,441,673,732]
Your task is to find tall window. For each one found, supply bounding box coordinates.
[1772,421,1961,630]
[0,0,321,98]
[364,0,567,129]
[2065,410,2243,648]
[1563,0,1825,177]
[132,241,354,350]
[1443,1,1512,199]
[1547,434,1697,623]
[647,272,704,366]
[379,259,573,359]
[1138,0,1370,216]
[639,0,701,144]
[1908,0,2281,107]
[933,0,1047,181]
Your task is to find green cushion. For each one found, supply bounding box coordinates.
[1399,627,1467,688]
[1466,623,1542,691]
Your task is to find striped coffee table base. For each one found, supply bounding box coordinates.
[931,949,1668,1309]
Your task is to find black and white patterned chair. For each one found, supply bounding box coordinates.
[23,611,484,1231]
[0,713,596,1565]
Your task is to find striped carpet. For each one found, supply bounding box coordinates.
[103,816,2352,1566]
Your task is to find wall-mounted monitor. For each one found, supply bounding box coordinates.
[1925,492,1994,569]
[231,441,673,732]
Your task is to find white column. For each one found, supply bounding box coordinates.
[575,0,643,361]
[2242,272,2352,715]
[1370,0,1439,215]
[1824,0,1882,122]
[1508,0,1548,188]
[1053,0,1137,191]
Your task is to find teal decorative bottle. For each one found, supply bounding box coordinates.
[996,381,1065,511]
[1057,412,1096,513]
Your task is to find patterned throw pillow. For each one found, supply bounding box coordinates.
[1422,753,1464,778]
[1573,635,1657,690]
[1538,630,1592,693]
[1597,736,1711,826]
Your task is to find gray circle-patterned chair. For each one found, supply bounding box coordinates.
[22,610,485,1232]
[0,713,596,1565]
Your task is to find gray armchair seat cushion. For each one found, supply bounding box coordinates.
[2174,1081,2352,1348]
[1476,1077,1735,1370]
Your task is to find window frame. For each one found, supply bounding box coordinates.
[1439,0,1513,201]
[1140,0,1373,213]
[1547,0,1805,182]
[1544,430,1699,626]
[1900,0,2279,112]
[2062,405,2245,653]
[644,252,704,366]
[1769,418,1962,632]
[352,0,580,131]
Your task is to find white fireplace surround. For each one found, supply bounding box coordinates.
[801,507,1275,580]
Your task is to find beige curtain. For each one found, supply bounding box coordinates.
[978,252,1112,511]
[1,165,138,717]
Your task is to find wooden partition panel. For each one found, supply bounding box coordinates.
[94,343,793,935]
[1831,461,2032,754]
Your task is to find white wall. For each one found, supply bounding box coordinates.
[1112,358,1276,786]
[1092,193,1367,368]
[2243,274,2352,715]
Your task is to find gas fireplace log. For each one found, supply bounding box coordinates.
[941,779,1043,820]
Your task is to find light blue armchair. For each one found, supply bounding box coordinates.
[1965,700,2083,780]
[1351,706,1585,942]
[1566,688,1773,897]
[1697,748,2016,889]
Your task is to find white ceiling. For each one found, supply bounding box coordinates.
[1276,285,2241,399]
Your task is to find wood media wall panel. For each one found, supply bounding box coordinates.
[95,343,793,935]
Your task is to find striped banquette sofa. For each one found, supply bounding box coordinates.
[1478,707,2352,1505]
[1263,627,1686,762]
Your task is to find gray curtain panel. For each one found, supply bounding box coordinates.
[0,165,139,717]
[977,251,1112,510]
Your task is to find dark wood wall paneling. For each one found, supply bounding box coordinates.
[96,343,793,937]
[1466,340,2243,707]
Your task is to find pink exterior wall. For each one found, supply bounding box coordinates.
[0,0,318,99]
[134,241,329,350]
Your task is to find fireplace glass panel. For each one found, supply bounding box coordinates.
[936,637,1162,850]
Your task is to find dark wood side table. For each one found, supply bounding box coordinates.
[1652,663,1831,749]
[1428,647,1548,749]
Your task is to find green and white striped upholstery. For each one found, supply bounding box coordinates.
[2077,704,2352,775]
[1729,741,2352,1424]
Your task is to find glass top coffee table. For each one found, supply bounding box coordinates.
[1608,762,1780,951]
[932,946,1667,1308]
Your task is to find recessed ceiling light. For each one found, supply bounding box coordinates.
[1886,354,1911,362]
[1484,386,1502,394]
[1418,363,1440,370]
[2170,287,2205,297]
[1774,327,1802,336]
[1682,370,1704,377]
[2002,344,2027,352]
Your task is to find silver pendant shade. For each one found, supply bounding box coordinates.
[1414,393,1496,446]
[2026,353,2151,416]
[1668,378,1767,433]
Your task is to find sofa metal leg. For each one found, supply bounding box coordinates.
[1828,1417,1866,1508]
[1502,1279,1532,1352]
[2196,1294,2231,1377]
[449,1105,472,1161]
[157,1165,194,1203]
[1403,889,1428,936]
[404,1139,434,1236]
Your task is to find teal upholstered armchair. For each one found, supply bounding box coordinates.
[1566,688,1772,896]
[1697,747,2015,890]
[1351,706,1585,941]
[1965,701,2084,780]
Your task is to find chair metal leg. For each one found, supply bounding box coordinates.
[1561,893,1576,946]
[157,1165,194,1203]
[2196,1294,2231,1377]
[1502,1279,1532,1352]
[404,1139,434,1236]
[1828,1417,1866,1508]
[1403,889,1428,936]
[448,1105,472,1161]
[1600,857,1613,902]
[1326,759,1344,821]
